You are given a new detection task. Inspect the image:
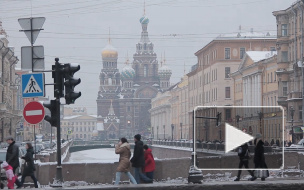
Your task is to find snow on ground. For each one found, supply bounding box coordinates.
[68,148,120,163]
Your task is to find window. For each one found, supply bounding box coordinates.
[225,48,230,59]
[282,81,288,96]
[144,65,148,77]
[127,106,131,112]
[271,72,273,83]
[281,24,288,36]
[240,47,245,59]
[274,71,276,81]
[225,67,230,78]
[225,109,231,121]
[299,106,303,120]
[225,87,231,98]
[281,51,288,62]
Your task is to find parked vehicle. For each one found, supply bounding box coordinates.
[289,139,304,148]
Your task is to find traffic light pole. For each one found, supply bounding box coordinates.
[53,58,63,186]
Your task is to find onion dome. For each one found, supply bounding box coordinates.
[101,43,118,58]
[139,15,149,24]
[158,65,172,78]
[121,65,135,80]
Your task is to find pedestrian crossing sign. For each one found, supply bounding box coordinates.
[22,73,45,98]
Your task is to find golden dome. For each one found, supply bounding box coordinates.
[101,44,118,58]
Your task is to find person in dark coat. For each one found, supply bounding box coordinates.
[20,143,38,188]
[234,143,254,181]
[250,133,269,181]
[6,137,22,188]
[143,145,155,180]
[130,134,152,184]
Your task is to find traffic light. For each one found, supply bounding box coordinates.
[53,58,64,98]
[216,112,221,127]
[43,100,58,127]
[63,63,81,104]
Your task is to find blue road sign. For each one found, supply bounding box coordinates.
[22,73,45,98]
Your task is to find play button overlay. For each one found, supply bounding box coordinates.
[193,106,284,171]
[225,123,254,153]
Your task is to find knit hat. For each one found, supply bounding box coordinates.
[134,134,141,141]
[2,161,8,168]
[6,137,13,141]
[256,133,262,139]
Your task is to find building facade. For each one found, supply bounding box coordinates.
[96,13,171,140]
[231,51,282,143]
[273,1,304,143]
[0,22,22,142]
[187,32,277,140]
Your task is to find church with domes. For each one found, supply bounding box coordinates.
[96,12,172,140]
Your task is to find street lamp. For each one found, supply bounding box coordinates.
[163,125,165,140]
[171,124,174,140]
[180,123,183,139]
[290,106,295,144]
[258,111,263,134]
[236,115,240,129]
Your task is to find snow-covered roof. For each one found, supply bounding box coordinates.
[246,51,277,62]
[63,115,82,120]
[216,31,276,40]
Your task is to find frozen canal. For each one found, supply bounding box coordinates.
[68,148,119,163]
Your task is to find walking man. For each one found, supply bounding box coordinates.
[6,137,22,188]
[234,142,254,181]
[130,134,153,184]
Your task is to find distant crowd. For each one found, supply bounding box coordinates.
[114,134,155,185]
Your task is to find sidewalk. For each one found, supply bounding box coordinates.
[30,178,304,190]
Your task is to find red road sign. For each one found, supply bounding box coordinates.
[23,101,45,124]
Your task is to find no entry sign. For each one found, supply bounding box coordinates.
[23,101,45,124]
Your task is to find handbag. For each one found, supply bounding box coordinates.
[254,169,269,178]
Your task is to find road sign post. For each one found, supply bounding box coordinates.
[19,17,45,71]
[22,73,45,98]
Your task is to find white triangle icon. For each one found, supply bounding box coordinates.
[225,123,254,153]
[23,75,42,94]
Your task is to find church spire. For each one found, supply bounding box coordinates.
[108,100,115,116]
[108,27,111,44]
[143,0,146,15]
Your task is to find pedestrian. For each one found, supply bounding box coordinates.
[143,145,155,180]
[130,134,153,184]
[250,133,269,181]
[20,143,38,188]
[288,140,292,147]
[270,139,274,146]
[114,138,137,185]
[6,137,22,188]
[234,143,254,181]
[1,161,16,189]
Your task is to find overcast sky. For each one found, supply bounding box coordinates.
[0,0,295,114]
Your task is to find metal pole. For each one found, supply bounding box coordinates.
[34,124,36,157]
[180,123,183,139]
[50,126,52,146]
[302,66,304,135]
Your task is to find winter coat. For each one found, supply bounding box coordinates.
[130,140,145,168]
[254,140,267,168]
[22,147,36,176]
[115,143,131,172]
[238,143,250,161]
[144,148,155,173]
[6,141,20,169]
[3,165,16,189]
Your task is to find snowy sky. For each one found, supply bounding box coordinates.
[0,0,295,114]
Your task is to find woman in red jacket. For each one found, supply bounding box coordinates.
[143,145,155,181]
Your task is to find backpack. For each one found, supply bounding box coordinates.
[238,147,243,155]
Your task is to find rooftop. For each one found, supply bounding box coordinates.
[246,51,277,62]
[216,31,276,40]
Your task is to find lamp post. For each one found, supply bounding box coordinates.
[204,120,208,141]
[171,124,174,140]
[236,115,240,129]
[290,106,295,144]
[180,123,183,139]
[157,126,159,140]
[258,111,263,134]
[163,125,165,140]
